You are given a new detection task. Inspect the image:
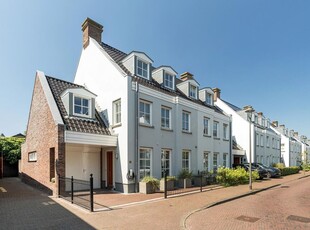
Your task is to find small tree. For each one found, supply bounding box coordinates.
[0,137,25,165]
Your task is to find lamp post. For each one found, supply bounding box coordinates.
[245,106,254,190]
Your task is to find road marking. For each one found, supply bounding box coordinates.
[0,187,7,192]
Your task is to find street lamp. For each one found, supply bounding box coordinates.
[245,106,254,190]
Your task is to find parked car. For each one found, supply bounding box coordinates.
[234,163,268,180]
[252,163,281,178]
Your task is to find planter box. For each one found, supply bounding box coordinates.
[160,179,175,191]
[139,182,155,194]
[193,176,207,187]
[178,178,192,188]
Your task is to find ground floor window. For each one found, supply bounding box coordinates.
[139,148,152,179]
[203,151,209,172]
[161,149,171,177]
[182,150,190,170]
[223,153,228,168]
[213,153,218,170]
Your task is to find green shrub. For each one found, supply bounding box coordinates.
[161,176,176,181]
[141,176,159,190]
[273,163,285,169]
[216,167,259,186]
[301,164,310,172]
[178,169,192,179]
[273,164,300,176]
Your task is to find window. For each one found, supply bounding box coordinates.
[137,59,148,79]
[113,99,121,125]
[182,150,190,170]
[74,96,90,117]
[203,152,209,171]
[161,107,171,129]
[213,121,219,138]
[189,84,197,99]
[260,135,264,146]
[213,153,218,170]
[139,148,152,179]
[28,151,37,162]
[256,155,260,163]
[206,93,212,105]
[182,111,190,132]
[223,124,228,140]
[203,117,211,136]
[272,138,275,149]
[50,148,55,181]
[256,134,259,146]
[223,153,228,167]
[161,149,171,177]
[139,100,152,125]
[277,140,280,149]
[164,73,174,89]
[266,136,270,147]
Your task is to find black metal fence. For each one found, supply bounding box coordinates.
[163,172,218,198]
[58,174,94,212]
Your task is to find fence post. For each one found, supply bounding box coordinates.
[164,170,167,199]
[200,173,202,192]
[90,174,94,212]
[71,176,74,204]
[58,174,60,198]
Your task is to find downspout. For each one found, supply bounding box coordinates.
[229,115,232,168]
[134,80,139,193]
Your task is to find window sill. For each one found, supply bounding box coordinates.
[112,123,122,128]
[213,137,220,140]
[203,134,212,138]
[139,123,154,129]
[161,128,173,132]
[223,139,230,142]
[182,130,192,134]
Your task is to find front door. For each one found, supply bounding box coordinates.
[107,151,113,189]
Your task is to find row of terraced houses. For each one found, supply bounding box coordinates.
[21,18,310,195]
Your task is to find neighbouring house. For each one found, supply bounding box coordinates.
[21,71,117,195]
[294,133,310,165]
[12,133,26,138]
[74,18,231,193]
[214,89,281,166]
[271,122,303,167]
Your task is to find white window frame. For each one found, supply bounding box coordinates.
[139,100,152,125]
[182,111,190,132]
[266,136,270,147]
[161,149,171,177]
[161,107,171,129]
[272,138,275,149]
[213,153,218,170]
[213,121,219,138]
[260,135,264,146]
[203,117,211,136]
[164,73,174,90]
[223,153,228,167]
[206,93,212,105]
[139,148,152,179]
[136,58,149,79]
[73,95,91,118]
[223,124,228,140]
[113,99,121,125]
[189,84,197,99]
[203,151,210,171]
[28,151,37,162]
[182,150,190,170]
[256,133,259,146]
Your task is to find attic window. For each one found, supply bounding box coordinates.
[189,85,197,99]
[137,59,149,79]
[164,73,174,89]
[206,93,213,105]
[74,96,90,117]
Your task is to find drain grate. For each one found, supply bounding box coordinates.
[236,215,260,223]
[287,215,310,223]
[281,186,290,188]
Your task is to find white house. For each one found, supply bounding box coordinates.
[271,122,302,167]
[214,89,281,166]
[74,18,231,193]
[294,133,310,165]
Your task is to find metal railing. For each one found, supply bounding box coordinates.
[58,174,94,212]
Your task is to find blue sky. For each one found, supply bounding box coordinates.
[0,0,309,137]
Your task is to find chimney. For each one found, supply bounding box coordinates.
[257,112,263,117]
[272,121,278,127]
[212,88,221,101]
[81,18,103,49]
[180,72,194,81]
[294,132,299,137]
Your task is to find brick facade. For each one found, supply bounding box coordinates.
[21,75,65,196]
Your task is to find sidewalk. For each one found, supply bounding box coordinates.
[52,171,310,229]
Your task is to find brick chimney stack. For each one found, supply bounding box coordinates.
[180,72,194,81]
[272,121,278,127]
[212,88,221,101]
[82,18,103,49]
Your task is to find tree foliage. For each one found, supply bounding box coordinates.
[0,137,25,165]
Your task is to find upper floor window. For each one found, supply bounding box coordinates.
[139,100,152,125]
[203,117,211,136]
[213,121,219,138]
[272,138,275,148]
[256,134,259,146]
[189,84,197,99]
[206,93,212,105]
[137,59,148,79]
[182,111,190,132]
[74,96,90,117]
[260,135,264,146]
[113,99,121,125]
[161,107,171,129]
[223,124,228,140]
[266,136,270,147]
[164,73,174,89]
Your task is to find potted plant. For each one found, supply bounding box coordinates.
[178,169,192,188]
[139,176,159,194]
[160,176,176,191]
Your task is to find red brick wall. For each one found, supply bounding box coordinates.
[21,75,65,196]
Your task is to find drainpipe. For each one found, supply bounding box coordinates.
[229,115,232,168]
[134,79,139,193]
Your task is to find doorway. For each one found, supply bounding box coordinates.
[107,151,113,189]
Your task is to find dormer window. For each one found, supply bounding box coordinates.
[137,59,149,79]
[189,84,197,99]
[206,93,213,105]
[74,96,90,117]
[164,73,174,89]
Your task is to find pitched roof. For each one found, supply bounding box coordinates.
[222,99,242,112]
[46,76,111,135]
[101,42,225,115]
